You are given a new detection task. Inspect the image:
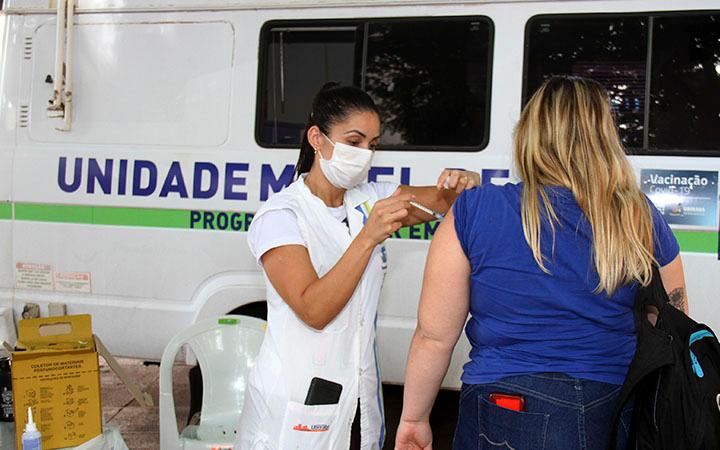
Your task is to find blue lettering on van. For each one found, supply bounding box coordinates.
[160,161,189,198]
[408,225,422,239]
[190,211,200,227]
[423,220,440,238]
[133,160,158,196]
[392,221,440,240]
[481,169,510,185]
[56,157,472,207]
[193,162,219,199]
[190,210,254,231]
[87,158,113,194]
[58,157,252,201]
[260,163,294,201]
[368,166,411,185]
[118,159,128,195]
[400,167,411,185]
[58,157,83,193]
[224,163,249,200]
[368,166,393,182]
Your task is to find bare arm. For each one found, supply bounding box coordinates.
[396,210,470,448]
[659,254,688,314]
[400,169,480,226]
[262,241,373,330]
[261,192,412,330]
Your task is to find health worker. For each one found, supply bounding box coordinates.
[236,83,479,450]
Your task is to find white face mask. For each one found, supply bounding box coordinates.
[316,133,374,190]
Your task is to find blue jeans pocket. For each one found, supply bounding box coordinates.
[478,397,549,450]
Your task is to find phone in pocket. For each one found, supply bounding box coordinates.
[304,377,343,405]
[489,392,526,412]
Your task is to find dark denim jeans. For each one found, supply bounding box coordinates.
[453,373,632,450]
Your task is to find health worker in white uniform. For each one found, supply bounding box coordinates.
[237,83,479,450]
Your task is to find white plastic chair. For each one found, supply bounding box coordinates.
[159,315,266,449]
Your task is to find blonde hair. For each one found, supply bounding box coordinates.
[515,76,655,294]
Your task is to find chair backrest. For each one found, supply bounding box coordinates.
[159,315,266,448]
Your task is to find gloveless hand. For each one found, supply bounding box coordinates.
[358,189,413,245]
[395,419,433,450]
[436,169,480,193]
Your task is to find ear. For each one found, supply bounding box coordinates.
[307,125,324,153]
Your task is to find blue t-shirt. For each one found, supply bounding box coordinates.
[453,183,680,385]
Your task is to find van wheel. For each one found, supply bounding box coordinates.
[186,301,268,425]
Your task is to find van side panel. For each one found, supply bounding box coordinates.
[1,0,718,388]
[0,14,21,312]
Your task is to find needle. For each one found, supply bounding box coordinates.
[409,201,445,221]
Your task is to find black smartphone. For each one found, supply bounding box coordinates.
[304,377,343,405]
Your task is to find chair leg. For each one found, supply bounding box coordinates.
[187,364,203,426]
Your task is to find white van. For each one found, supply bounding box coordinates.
[0,0,718,389]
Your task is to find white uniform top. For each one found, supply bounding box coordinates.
[237,176,397,450]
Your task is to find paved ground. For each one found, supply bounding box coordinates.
[101,358,459,449]
[100,358,189,449]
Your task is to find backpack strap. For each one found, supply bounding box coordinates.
[646,264,670,310]
[606,265,674,450]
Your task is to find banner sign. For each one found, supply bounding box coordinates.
[641,169,718,228]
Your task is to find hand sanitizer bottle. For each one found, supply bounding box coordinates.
[21,407,41,450]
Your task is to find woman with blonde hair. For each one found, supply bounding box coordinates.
[395,76,687,450]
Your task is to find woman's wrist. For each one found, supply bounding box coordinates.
[354,229,378,252]
[399,415,430,424]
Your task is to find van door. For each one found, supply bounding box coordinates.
[11,12,239,358]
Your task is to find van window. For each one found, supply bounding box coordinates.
[649,15,720,151]
[259,26,361,146]
[524,12,720,155]
[257,17,493,151]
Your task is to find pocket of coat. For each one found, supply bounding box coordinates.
[278,401,340,449]
[478,397,549,450]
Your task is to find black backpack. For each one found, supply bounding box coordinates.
[608,266,720,449]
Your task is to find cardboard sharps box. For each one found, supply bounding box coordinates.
[12,314,102,449]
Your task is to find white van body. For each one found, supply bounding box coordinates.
[0,0,717,388]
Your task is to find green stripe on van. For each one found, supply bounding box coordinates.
[673,230,718,255]
[15,203,94,224]
[92,206,188,229]
[13,203,220,229]
[0,203,11,220]
[6,202,718,254]
[13,202,250,231]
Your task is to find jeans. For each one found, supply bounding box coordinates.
[452,373,632,450]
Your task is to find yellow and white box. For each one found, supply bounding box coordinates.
[12,314,102,449]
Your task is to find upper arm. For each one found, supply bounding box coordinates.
[659,254,688,314]
[261,245,319,317]
[646,200,687,313]
[251,209,318,318]
[416,209,471,348]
